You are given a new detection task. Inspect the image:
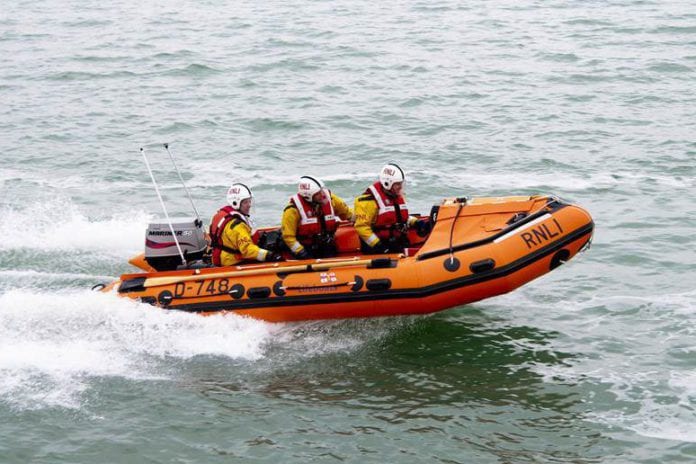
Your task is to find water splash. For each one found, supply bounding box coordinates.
[0,287,414,411]
[0,289,278,410]
[0,198,150,255]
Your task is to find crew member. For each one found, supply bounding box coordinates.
[354,163,431,254]
[209,183,282,266]
[281,176,354,259]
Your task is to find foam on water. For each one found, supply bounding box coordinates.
[597,291,696,442]
[584,369,696,443]
[0,198,149,255]
[183,158,696,193]
[0,269,117,281]
[494,288,696,443]
[0,288,280,410]
[421,168,695,193]
[0,286,409,411]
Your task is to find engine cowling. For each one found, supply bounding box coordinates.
[144,218,207,271]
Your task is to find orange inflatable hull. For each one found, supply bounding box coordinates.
[107,196,593,322]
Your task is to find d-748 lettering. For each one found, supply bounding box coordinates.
[174,279,232,297]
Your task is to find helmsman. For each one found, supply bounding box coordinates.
[209,183,282,266]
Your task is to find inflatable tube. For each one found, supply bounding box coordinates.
[105,195,593,322]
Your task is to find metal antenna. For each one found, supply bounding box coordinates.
[141,147,186,266]
[163,143,201,224]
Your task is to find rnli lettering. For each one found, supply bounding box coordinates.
[521,219,564,249]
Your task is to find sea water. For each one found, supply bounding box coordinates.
[1,0,695,462]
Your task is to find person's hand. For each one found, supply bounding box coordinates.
[295,249,311,260]
[371,242,390,254]
[267,252,284,262]
[414,219,432,236]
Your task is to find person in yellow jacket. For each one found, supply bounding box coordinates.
[281,176,354,259]
[354,163,431,253]
[209,183,283,266]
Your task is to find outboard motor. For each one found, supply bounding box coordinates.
[144,218,208,271]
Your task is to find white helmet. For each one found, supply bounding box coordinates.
[226,183,252,209]
[379,163,405,190]
[298,176,325,202]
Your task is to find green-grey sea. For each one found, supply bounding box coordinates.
[1,0,695,462]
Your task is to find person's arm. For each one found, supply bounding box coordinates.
[228,222,268,261]
[281,205,305,256]
[353,196,380,248]
[331,193,354,222]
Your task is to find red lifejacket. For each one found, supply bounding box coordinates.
[209,205,249,266]
[366,181,409,241]
[290,190,338,247]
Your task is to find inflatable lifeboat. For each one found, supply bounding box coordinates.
[103,195,593,322]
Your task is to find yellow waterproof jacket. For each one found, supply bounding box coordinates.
[281,192,354,255]
[354,192,417,248]
[219,219,269,266]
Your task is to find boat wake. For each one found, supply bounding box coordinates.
[0,288,276,410]
[0,288,413,411]
[0,195,425,411]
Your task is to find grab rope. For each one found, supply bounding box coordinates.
[448,199,465,264]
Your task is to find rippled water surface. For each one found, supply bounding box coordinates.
[1,0,695,462]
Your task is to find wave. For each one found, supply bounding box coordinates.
[161,63,222,77]
[45,70,137,81]
[647,62,693,73]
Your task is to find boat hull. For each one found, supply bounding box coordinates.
[108,196,593,322]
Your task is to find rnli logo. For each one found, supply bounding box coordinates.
[319,272,337,284]
[229,187,241,194]
[299,182,311,191]
[521,219,564,249]
[383,167,395,176]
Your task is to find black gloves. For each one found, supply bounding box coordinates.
[318,233,334,245]
[266,252,284,262]
[295,249,311,260]
[414,219,432,237]
[372,242,391,254]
